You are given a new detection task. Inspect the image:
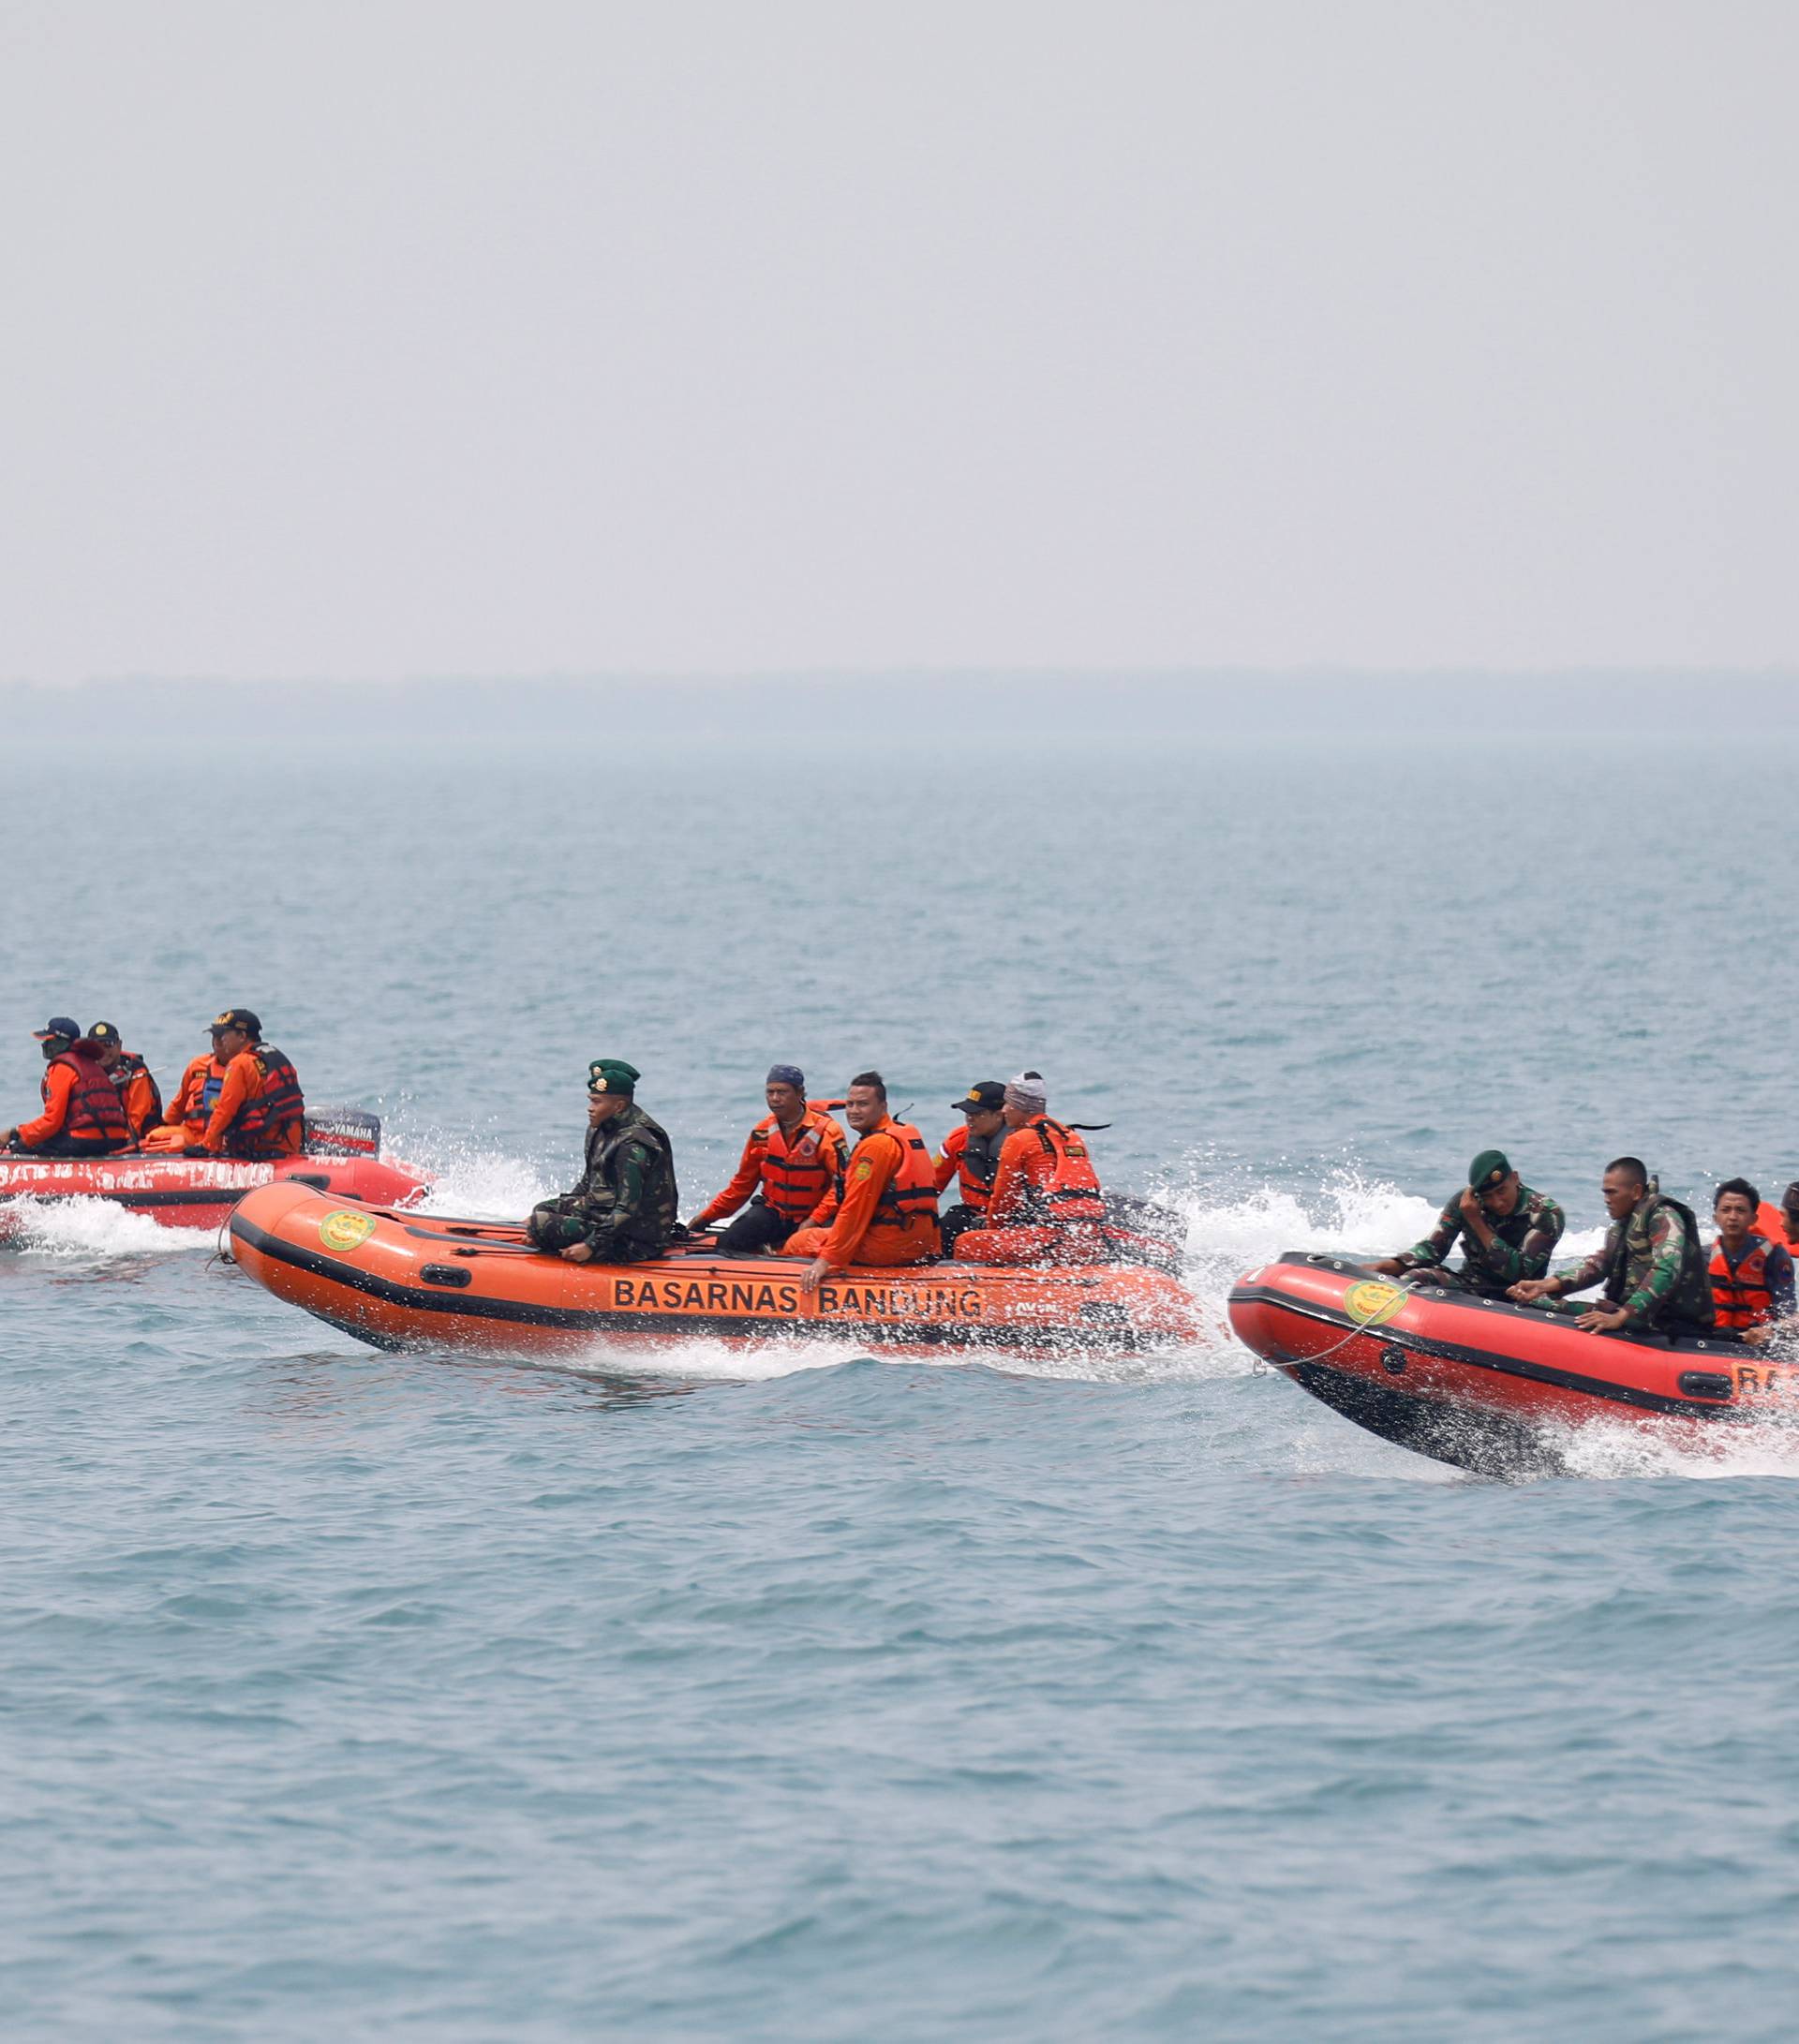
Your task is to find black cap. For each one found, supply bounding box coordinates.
[1782,1180,1799,1216]
[954,1081,1005,1114]
[33,1016,81,1042]
[211,1008,261,1037]
[88,1021,120,1044]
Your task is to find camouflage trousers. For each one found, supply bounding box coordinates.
[526,1201,589,1253]
[525,1199,666,1262]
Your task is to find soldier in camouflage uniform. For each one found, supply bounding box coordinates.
[1510,1155,1713,1334]
[1372,1148,1565,1298]
[526,1058,679,1265]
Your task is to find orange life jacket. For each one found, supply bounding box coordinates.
[43,1048,132,1149]
[751,1107,846,1222]
[112,1051,164,1137]
[868,1119,941,1229]
[1710,1233,1779,1329]
[218,1045,305,1159]
[1018,1116,1107,1223]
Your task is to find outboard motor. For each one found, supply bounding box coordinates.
[1101,1192,1187,1275]
[302,1105,382,1159]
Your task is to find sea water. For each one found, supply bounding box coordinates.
[4,715,1798,2040]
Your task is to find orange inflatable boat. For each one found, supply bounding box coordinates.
[0,1110,429,1234]
[228,1178,1202,1358]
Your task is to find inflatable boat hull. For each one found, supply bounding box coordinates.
[1228,1251,1784,1476]
[0,1153,430,1234]
[228,1179,1201,1358]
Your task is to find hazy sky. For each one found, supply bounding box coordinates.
[3,1,1793,682]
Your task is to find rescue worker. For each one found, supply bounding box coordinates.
[1753,1182,1799,1259]
[933,1080,1008,1253]
[953,1073,1109,1266]
[1510,1156,1714,1335]
[1370,1149,1566,1298]
[1708,1178,1795,1346]
[2,1017,133,1156]
[782,1072,940,1288]
[141,1019,235,1153]
[689,1064,848,1256]
[526,1059,679,1265]
[87,1021,164,1141]
[189,1011,305,1159]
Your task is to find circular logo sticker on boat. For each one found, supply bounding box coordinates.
[319,1209,377,1252]
[1344,1280,1405,1327]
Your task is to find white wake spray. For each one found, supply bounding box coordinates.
[0,1195,217,1259]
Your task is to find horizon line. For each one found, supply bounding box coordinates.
[5,663,1798,691]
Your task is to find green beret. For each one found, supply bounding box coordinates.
[1467,1148,1511,1191]
[587,1058,641,1096]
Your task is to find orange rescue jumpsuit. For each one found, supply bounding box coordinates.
[782,1117,940,1269]
[955,1116,1108,1265]
[201,1048,305,1156]
[141,1054,230,1151]
[932,1123,995,1213]
[1754,1203,1799,1262]
[14,1055,132,1152]
[694,1106,848,1230]
[14,1060,82,1148]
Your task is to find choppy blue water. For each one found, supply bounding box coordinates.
[6,716,1799,2039]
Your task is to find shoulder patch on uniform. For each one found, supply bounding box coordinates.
[750,1127,768,1142]
[855,1161,871,1181]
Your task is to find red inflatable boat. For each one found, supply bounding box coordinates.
[1228,1251,1791,1475]
[0,1108,429,1234]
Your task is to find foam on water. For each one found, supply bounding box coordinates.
[0,1195,218,1259]
[561,1329,884,1383]
[1552,1408,1799,1483]
[400,1136,556,1221]
[1163,1164,1607,1287]
[1160,1168,1608,1365]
